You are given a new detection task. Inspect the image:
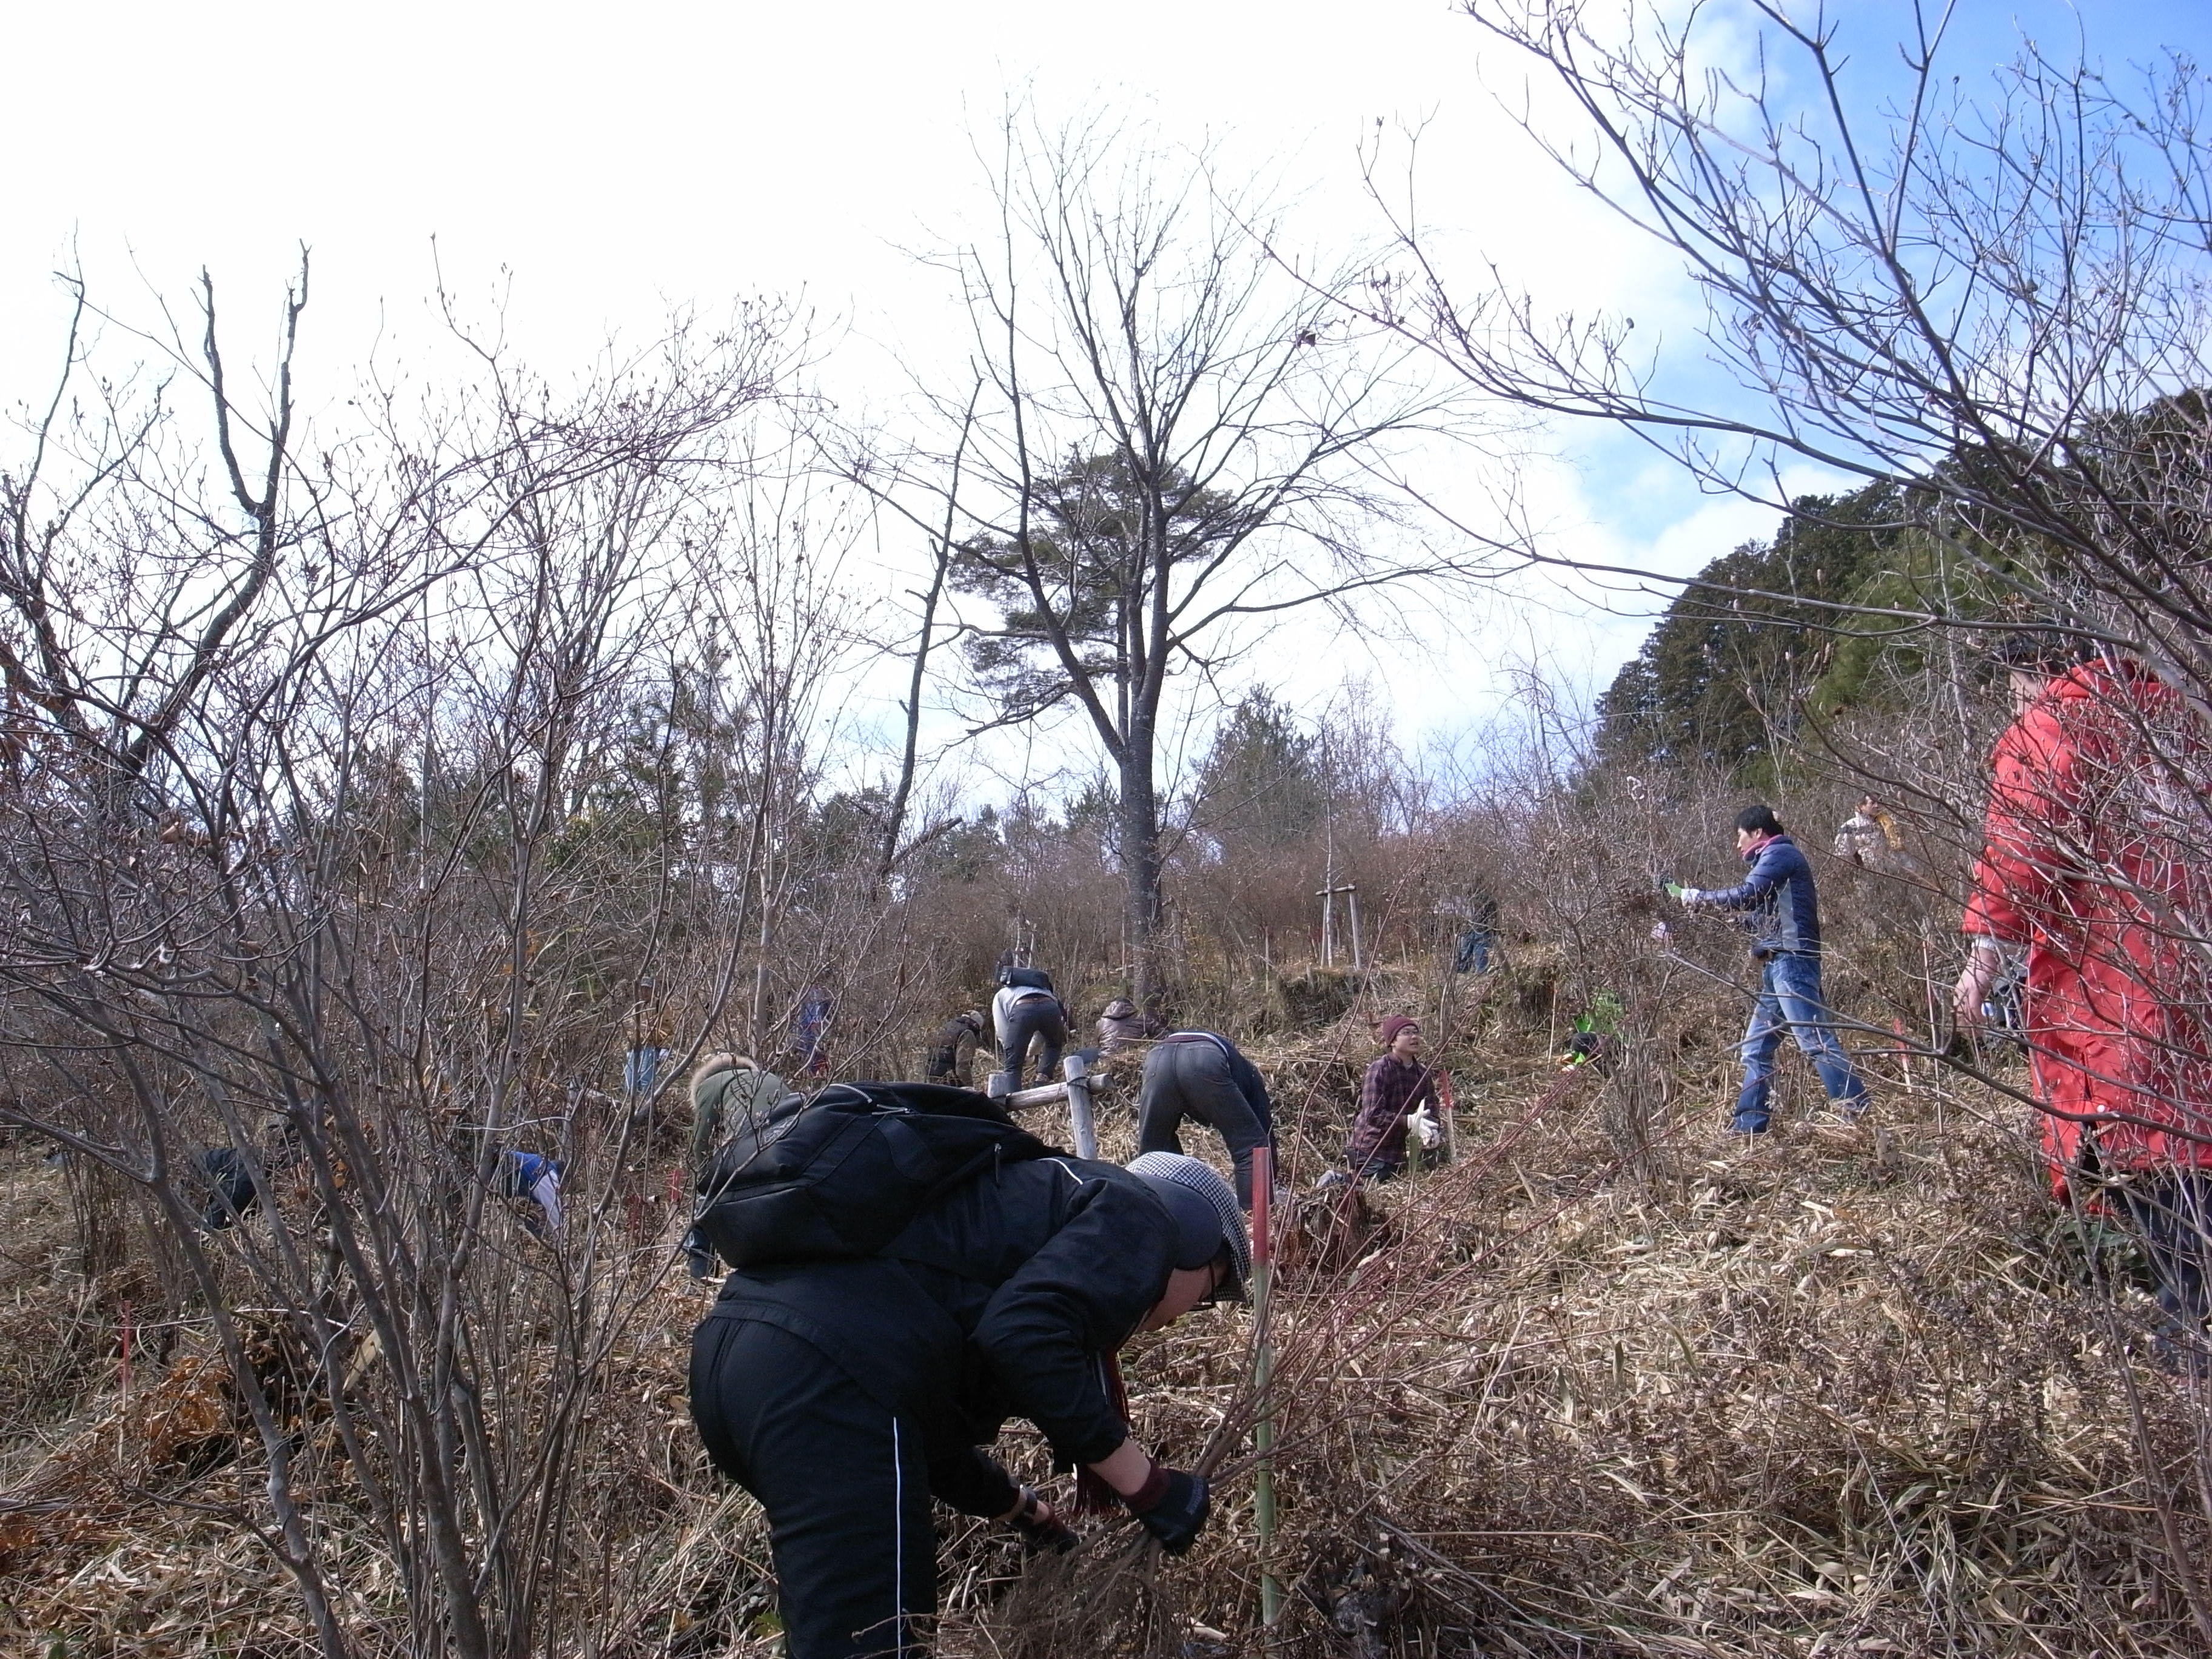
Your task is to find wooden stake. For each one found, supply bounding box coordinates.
[1062,1051,1099,1159]
[1315,882,1358,971]
[991,1067,1108,1159]
[1252,1145,1281,1629]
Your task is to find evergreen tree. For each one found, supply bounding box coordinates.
[1191,690,1326,854]
[1595,482,1900,776]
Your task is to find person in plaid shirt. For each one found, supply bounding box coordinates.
[1347,1015,1440,1181]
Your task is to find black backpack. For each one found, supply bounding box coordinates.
[1002,965,1054,993]
[692,1082,1056,1269]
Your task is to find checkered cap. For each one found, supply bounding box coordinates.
[1128,1151,1250,1302]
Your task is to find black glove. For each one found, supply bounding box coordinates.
[1124,1461,1209,1555]
[1007,1486,1077,1555]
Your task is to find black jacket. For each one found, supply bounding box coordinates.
[701,1155,1176,1470]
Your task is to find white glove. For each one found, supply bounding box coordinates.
[1678,887,1705,908]
[1409,1104,1441,1150]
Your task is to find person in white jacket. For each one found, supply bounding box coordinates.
[992,967,1067,1090]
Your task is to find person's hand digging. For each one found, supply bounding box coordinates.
[1004,1486,1076,1555]
[1121,1458,1209,1555]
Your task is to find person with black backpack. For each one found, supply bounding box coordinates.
[990,963,1067,1090]
[687,1082,1246,1658]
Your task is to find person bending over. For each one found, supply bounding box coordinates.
[691,1111,1245,1659]
[1135,1029,1275,1210]
[991,965,1067,1090]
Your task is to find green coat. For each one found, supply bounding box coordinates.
[692,1065,791,1166]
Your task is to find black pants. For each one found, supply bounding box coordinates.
[198,1147,258,1232]
[2121,1171,2212,1356]
[690,1318,1014,1658]
[1136,1040,1270,1209]
[997,999,1065,1090]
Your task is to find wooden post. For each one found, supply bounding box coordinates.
[118,1301,133,1461]
[1252,1144,1281,1629]
[1315,883,1358,971]
[992,1069,1111,1133]
[1062,1051,1099,1159]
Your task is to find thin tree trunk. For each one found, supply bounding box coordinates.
[876,389,978,893]
[877,544,950,893]
[1119,742,1164,1013]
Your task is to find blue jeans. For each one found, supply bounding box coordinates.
[1455,927,1495,975]
[1735,953,1866,1131]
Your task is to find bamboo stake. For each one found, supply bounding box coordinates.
[1251,1144,1281,1630]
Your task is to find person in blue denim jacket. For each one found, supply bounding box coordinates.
[1681,805,1870,1134]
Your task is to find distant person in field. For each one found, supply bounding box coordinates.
[1097,996,1153,1054]
[796,985,836,1078]
[1347,1014,1441,1181]
[1953,637,2212,1367]
[991,962,1067,1090]
[195,1119,301,1232]
[1680,804,1870,1134]
[923,1010,987,1088]
[1453,890,1501,975]
[196,1146,261,1232]
[497,1149,564,1237]
[1832,793,1909,872]
[1135,1029,1276,1210]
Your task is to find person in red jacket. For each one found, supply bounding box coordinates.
[1952,640,2212,1367]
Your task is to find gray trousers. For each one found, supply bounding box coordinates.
[1136,1040,1269,1209]
[996,997,1065,1089]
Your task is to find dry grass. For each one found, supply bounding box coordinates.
[3,964,2208,1658]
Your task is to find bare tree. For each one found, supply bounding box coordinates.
[1363,3,2212,692]
[0,270,805,1658]
[864,109,1491,1009]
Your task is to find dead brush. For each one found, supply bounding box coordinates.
[0,1310,330,1572]
[1276,1182,1392,1278]
[7,929,2212,1656]
[940,973,2212,1658]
